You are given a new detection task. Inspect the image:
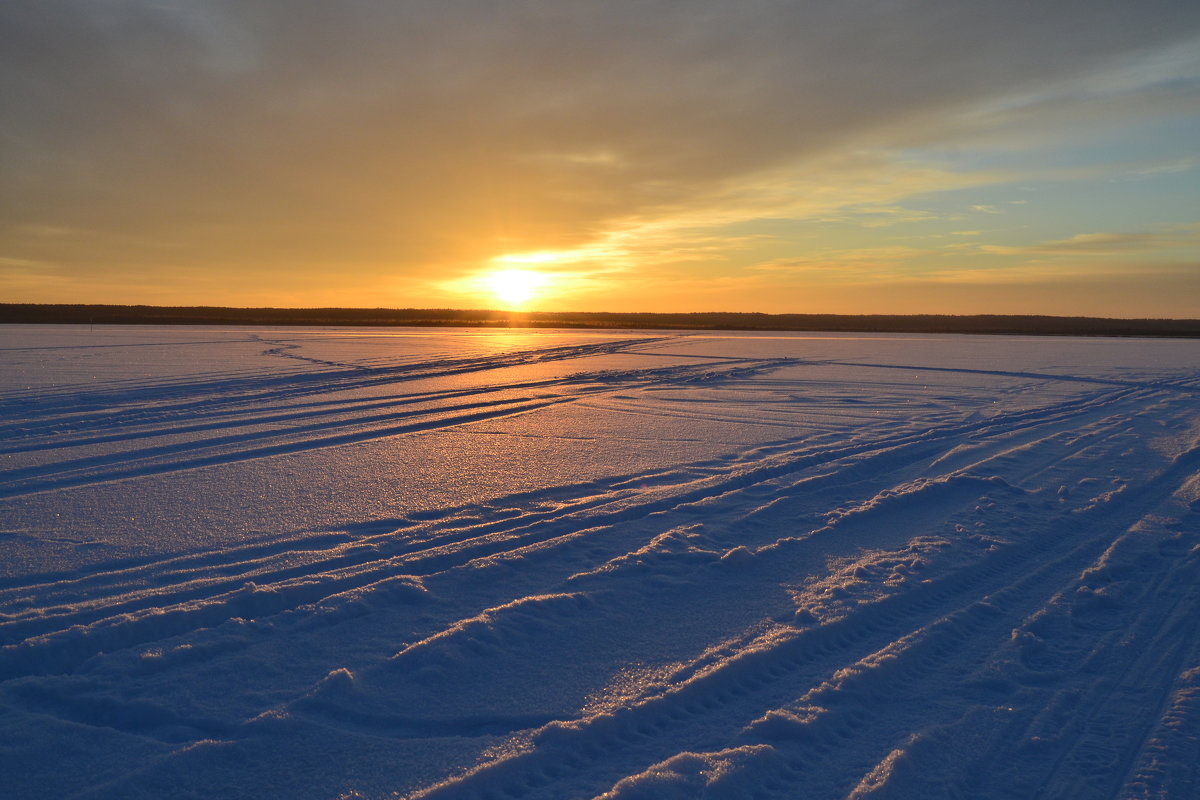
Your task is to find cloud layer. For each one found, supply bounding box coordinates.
[3,1,1199,313]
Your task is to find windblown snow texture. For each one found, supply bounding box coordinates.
[2,325,1200,799]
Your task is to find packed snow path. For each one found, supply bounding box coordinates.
[2,326,1199,799]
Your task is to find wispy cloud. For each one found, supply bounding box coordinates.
[982,224,1200,255]
[749,246,931,286]
[1129,155,1200,177]
[915,261,1200,288]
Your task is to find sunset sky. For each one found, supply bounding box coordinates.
[2,1,1199,317]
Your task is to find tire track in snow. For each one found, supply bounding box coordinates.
[821,361,1200,396]
[1121,651,1200,798]
[0,382,1151,677]
[827,489,1200,800]
[747,452,1200,800]
[8,333,1200,800]
[0,377,1165,696]
[397,410,1200,799]
[16,425,1200,795]
[0,336,675,422]
[0,394,577,498]
[0,358,785,499]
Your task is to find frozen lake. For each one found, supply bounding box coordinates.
[2,325,1200,798]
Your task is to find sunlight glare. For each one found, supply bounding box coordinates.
[492,251,572,265]
[483,269,548,306]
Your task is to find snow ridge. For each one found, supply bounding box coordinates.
[2,327,1199,799]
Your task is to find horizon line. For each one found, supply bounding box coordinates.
[2,302,1199,324]
[3,303,1199,339]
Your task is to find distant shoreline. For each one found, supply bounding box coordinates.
[3,303,1199,338]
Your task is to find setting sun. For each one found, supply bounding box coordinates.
[483,269,548,306]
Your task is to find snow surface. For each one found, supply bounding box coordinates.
[3,324,1200,799]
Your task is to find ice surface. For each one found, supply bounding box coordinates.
[2,325,1200,798]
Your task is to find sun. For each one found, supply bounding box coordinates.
[483,269,547,307]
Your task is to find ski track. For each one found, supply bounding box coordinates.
[2,328,1199,799]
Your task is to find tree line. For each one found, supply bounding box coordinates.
[3,304,1198,338]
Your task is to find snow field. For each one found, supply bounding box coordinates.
[1,326,1199,798]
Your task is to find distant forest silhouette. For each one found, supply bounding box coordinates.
[3,304,1199,338]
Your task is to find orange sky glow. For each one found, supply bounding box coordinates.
[2,3,1198,317]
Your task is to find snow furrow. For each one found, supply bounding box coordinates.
[0,384,1150,679]
[5,328,1200,800]
[401,421,1200,798]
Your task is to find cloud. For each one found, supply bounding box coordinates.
[2,1,1199,306]
[748,246,932,286]
[782,267,1200,317]
[982,225,1200,256]
[931,35,1200,156]
[1129,155,1200,177]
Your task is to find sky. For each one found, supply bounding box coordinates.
[2,1,1199,317]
